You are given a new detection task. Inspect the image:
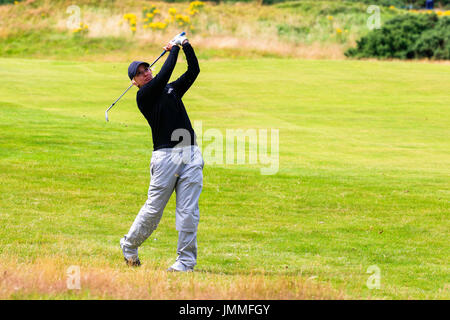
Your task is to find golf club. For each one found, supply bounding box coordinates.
[105,31,186,122]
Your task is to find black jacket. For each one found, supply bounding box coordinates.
[136,43,200,151]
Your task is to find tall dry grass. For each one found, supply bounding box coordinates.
[0,0,355,60]
[70,1,349,60]
[0,257,347,299]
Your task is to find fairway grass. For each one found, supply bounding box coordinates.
[0,57,449,299]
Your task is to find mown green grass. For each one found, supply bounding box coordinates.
[0,56,449,299]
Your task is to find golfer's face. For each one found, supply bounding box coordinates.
[135,65,152,87]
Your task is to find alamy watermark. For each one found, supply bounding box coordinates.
[167,121,279,175]
[366,265,381,289]
[66,5,81,30]
[367,5,381,30]
[66,265,81,290]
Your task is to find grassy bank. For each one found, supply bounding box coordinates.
[0,0,409,60]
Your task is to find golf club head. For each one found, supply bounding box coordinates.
[105,110,109,122]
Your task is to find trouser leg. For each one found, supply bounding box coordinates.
[175,231,197,269]
[173,146,204,269]
[121,184,174,260]
[121,152,178,260]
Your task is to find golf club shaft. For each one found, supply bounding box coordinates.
[107,83,133,112]
[105,31,185,122]
[105,52,166,122]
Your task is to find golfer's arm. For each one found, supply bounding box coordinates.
[139,46,180,99]
[170,42,200,98]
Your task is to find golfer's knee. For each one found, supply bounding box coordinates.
[175,214,199,232]
[139,212,162,229]
[176,226,197,233]
[136,206,162,229]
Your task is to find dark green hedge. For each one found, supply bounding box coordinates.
[345,14,450,59]
[346,0,449,8]
[413,17,450,59]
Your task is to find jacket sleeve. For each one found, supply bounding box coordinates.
[137,46,180,105]
[169,42,200,99]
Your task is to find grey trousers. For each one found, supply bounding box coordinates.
[121,145,204,269]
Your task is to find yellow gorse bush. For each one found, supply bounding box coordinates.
[121,3,205,35]
[190,1,204,9]
[407,9,450,17]
[436,10,450,16]
[142,5,166,31]
[187,1,204,16]
[73,22,89,35]
[146,22,168,30]
[175,14,190,27]
[167,7,177,23]
[168,8,177,16]
[143,5,160,23]
[123,13,137,23]
[123,13,137,33]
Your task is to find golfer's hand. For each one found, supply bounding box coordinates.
[131,79,138,87]
[173,34,188,46]
[163,42,175,51]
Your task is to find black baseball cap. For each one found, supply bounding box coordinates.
[128,61,150,80]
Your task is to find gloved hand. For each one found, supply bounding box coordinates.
[172,34,188,46]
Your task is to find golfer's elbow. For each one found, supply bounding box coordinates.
[185,67,199,81]
[193,65,200,77]
[190,63,200,76]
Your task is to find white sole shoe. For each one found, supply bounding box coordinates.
[167,261,194,272]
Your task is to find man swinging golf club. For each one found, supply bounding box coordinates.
[120,33,204,272]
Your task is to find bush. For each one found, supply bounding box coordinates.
[346,0,449,8]
[276,0,364,14]
[345,14,450,59]
[346,0,405,6]
[414,17,450,58]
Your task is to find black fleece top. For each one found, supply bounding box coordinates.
[136,43,200,151]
